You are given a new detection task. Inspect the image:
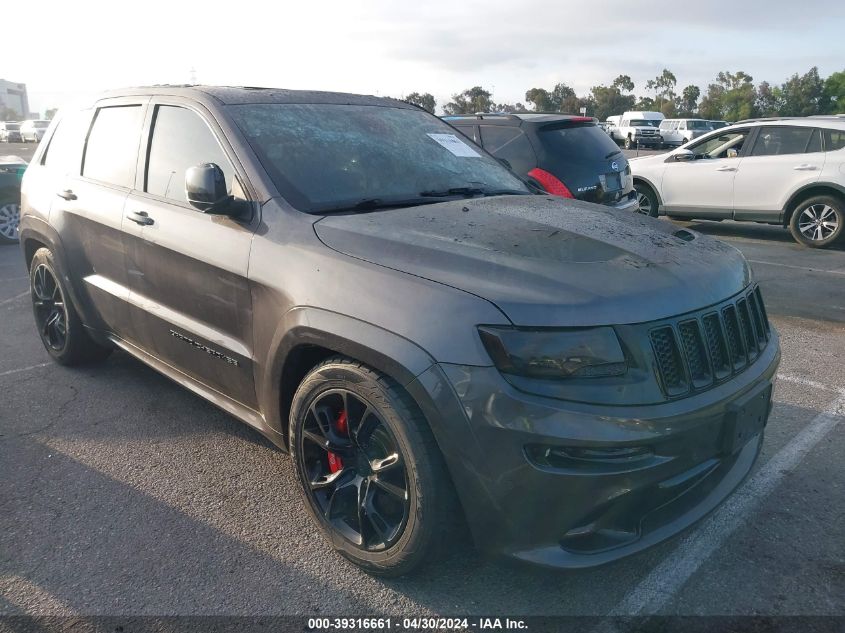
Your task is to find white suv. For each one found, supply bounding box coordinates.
[630,117,845,248]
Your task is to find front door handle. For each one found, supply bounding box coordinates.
[793,164,818,171]
[126,210,155,226]
[715,166,737,172]
[56,189,77,201]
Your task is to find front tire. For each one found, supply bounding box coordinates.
[29,248,112,365]
[635,183,659,217]
[788,195,844,248]
[289,357,457,576]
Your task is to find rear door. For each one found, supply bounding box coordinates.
[659,128,752,218]
[123,99,258,407]
[48,98,148,331]
[732,126,825,221]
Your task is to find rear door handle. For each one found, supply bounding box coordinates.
[793,164,818,171]
[716,166,737,172]
[56,189,77,201]
[126,210,155,226]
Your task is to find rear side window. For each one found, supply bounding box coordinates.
[42,110,91,175]
[479,126,534,164]
[452,125,477,143]
[145,105,235,204]
[83,105,144,187]
[823,129,845,151]
[538,124,621,161]
[750,126,816,157]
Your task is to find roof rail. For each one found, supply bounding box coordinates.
[442,112,522,120]
[733,115,845,124]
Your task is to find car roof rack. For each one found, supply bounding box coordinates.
[733,115,845,125]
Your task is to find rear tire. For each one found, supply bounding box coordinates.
[289,356,459,576]
[788,195,844,248]
[634,183,659,217]
[29,248,112,365]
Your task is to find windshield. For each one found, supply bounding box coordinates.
[35,121,49,128]
[229,103,530,212]
[687,120,710,130]
[630,119,658,127]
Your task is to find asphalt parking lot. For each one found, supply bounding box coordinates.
[1,141,844,623]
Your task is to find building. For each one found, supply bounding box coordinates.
[0,79,30,119]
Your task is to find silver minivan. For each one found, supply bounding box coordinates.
[658,118,712,148]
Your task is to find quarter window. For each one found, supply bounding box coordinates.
[750,126,817,156]
[145,105,236,204]
[83,105,144,187]
[823,129,845,151]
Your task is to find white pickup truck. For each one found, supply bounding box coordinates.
[610,111,664,149]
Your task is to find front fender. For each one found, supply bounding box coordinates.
[258,306,436,441]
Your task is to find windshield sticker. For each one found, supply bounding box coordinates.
[426,133,481,157]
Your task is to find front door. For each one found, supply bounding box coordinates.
[123,101,258,408]
[660,128,752,218]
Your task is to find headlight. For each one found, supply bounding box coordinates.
[477,326,627,379]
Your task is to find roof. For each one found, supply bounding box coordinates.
[91,85,414,109]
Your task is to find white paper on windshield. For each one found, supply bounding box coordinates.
[426,133,481,157]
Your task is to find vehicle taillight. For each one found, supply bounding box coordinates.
[527,168,574,198]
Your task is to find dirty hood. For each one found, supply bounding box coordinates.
[314,196,751,326]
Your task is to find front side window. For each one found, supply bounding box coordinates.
[689,131,748,159]
[229,103,529,212]
[145,105,236,204]
[43,109,91,175]
[750,126,817,157]
[83,105,144,188]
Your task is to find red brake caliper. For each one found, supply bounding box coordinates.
[327,410,348,473]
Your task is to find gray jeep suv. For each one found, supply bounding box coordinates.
[19,86,780,576]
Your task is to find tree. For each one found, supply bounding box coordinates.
[493,102,526,113]
[612,75,635,93]
[755,81,782,117]
[590,84,635,121]
[677,85,700,117]
[524,83,580,112]
[699,71,756,121]
[778,67,824,117]
[443,86,493,115]
[524,87,554,111]
[634,96,656,111]
[44,108,59,120]
[822,70,845,114]
[645,68,677,111]
[403,92,436,114]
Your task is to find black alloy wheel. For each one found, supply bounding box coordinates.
[32,263,68,352]
[299,388,410,551]
[290,357,459,576]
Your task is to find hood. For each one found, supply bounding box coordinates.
[314,196,751,327]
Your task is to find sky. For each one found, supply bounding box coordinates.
[5,0,845,116]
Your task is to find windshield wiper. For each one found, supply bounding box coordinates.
[420,187,485,198]
[313,197,442,215]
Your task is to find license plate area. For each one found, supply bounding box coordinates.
[721,384,771,454]
[604,172,622,191]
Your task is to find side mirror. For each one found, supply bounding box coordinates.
[186,163,231,213]
[726,148,739,159]
[674,149,695,162]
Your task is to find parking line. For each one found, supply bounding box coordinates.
[748,259,845,276]
[777,373,845,394]
[0,363,51,378]
[606,391,845,618]
[0,291,28,307]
